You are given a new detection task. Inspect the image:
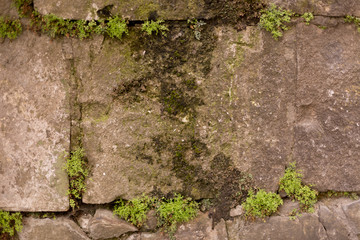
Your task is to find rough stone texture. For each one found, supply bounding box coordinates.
[80,25,216,203]
[342,200,360,235]
[227,214,327,240]
[88,209,137,239]
[143,210,158,231]
[268,0,360,16]
[33,0,211,20]
[0,30,70,211]
[319,205,350,240]
[140,212,227,240]
[294,22,360,192]
[77,212,92,233]
[0,0,19,18]
[230,205,243,217]
[19,217,90,240]
[204,25,296,192]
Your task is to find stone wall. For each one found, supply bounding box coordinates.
[1,0,360,239]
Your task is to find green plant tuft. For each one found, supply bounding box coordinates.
[64,148,89,210]
[258,4,293,40]
[106,15,128,39]
[141,20,169,37]
[0,17,22,40]
[344,15,360,33]
[301,12,314,25]
[243,189,283,219]
[0,210,22,237]
[157,194,199,239]
[114,195,157,227]
[279,162,318,212]
[187,19,206,40]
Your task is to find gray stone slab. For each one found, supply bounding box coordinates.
[0,0,19,18]
[0,31,70,211]
[294,22,360,192]
[342,200,360,234]
[319,205,349,240]
[33,0,210,20]
[19,217,90,240]
[88,209,137,239]
[227,214,327,240]
[204,25,297,191]
[268,0,360,16]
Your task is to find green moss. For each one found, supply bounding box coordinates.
[0,17,22,40]
[114,194,157,227]
[243,189,283,219]
[113,194,198,239]
[0,210,22,237]
[279,162,318,212]
[323,191,359,200]
[301,12,314,25]
[344,15,360,33]
[64,148,89,210]
[157,194,199,239]
[141,20,169,37]
[258,4,293,40]
[106,16,128,39]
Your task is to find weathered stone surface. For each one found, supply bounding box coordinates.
[143,210,158,231]
[319,205,349,240]
[208,25,296,191]
[33,0,210,20]
[88,209,137,239]
[227,214,327,240]
[124,234,141,240]
[268,0,360,16]
[77,212,92,233]
[230,205,243,217]
[342,200,360,234]
[0,30,70,211]
[80,25,216,203]
[19,217,90,240]
[141,212,227,240]
[0,0,19,18]
[294,22,360,192]
[174,212,228,240]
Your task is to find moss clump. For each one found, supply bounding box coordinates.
[344,15,360,33]
[258,4,293,40]
[157,194,199,239]
[114,195,157,227]
[243,189,283,219]
[301,12,314,25]
[0,17,22,40]
[64,148,89,209]
[106,15,128,39]
[141,20,169,37]
[279,162,318,212]
[113,194,199,239]
[30,12,105,39]
[0,210,22,237]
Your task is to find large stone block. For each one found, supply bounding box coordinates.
[0,31,70,211]
[19,217,90,240]
[33,0,210,20]
[268,0,360,16]
[294,22,360,192]
[78,26,219,203]
[227,214,327,240]
[0,0,19,18]
[203,25,297,191]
